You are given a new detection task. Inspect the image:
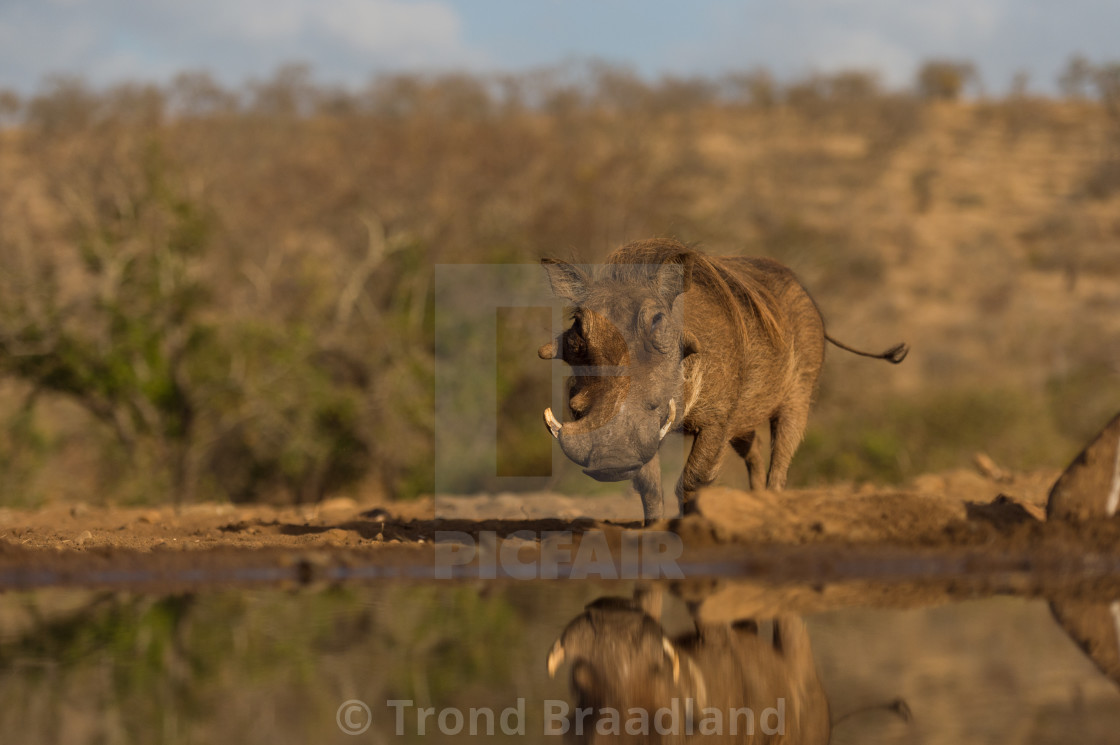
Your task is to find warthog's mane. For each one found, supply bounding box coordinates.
[603,239,788,352]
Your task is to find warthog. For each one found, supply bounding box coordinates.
[1050,599,1120,687]
[1047,410,1120,688]
[546,594,832,743]
[539,238,907,524]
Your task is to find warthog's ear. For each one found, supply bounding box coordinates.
[655,252,694,307]
[541,258,589,303]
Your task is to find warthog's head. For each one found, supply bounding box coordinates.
[548,597,842,745]
[539,252,697,482]
[546,597,702,732]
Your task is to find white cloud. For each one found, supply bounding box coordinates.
[907,2,1006,41]
[805,29,913,80]
[204,0,309,42]
[803,0,1008,38]
[666,0,1021,88]
[0,0,485,90]
[319,0,462,58]
[1,0,1118,94]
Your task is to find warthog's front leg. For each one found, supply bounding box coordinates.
[676,428,727,516]
[632,453,664,526]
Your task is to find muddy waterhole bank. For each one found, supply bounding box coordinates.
[2,453,1120,743]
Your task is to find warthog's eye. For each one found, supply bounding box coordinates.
[563,316,587,359]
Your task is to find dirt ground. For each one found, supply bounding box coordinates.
[3,464,1120,606]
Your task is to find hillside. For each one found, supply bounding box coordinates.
[0,75,1117,505]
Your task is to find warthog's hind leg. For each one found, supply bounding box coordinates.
[767,403,810,490]
[730,430,766,490]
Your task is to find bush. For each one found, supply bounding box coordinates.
[0,63,1114,504]
[916,60,978,101]
[795,386,1072,486]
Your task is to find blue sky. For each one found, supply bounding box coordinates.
[1,0,1117,93]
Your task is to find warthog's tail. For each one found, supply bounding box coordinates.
[825,334,909,364]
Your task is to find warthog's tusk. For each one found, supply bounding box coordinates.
[686,656,708,711]
[662,637,680,684]
[544,408,562,438]
[659,399,676,441]
[547,640,565,678]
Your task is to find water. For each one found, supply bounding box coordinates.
[0,581,1116,744]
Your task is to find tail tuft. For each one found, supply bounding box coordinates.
[825,333,910,363]
[882,342,909,364]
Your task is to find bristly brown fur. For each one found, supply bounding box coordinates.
[604,238,789,351]
[540,237,908,524]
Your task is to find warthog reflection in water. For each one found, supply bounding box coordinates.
[546,590,908,743]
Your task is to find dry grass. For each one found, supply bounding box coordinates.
[0,69,1118,504]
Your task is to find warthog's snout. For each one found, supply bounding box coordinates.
[543,399,676,482]
[543,399,674,442]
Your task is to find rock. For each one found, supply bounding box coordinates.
[135,510,162,524]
